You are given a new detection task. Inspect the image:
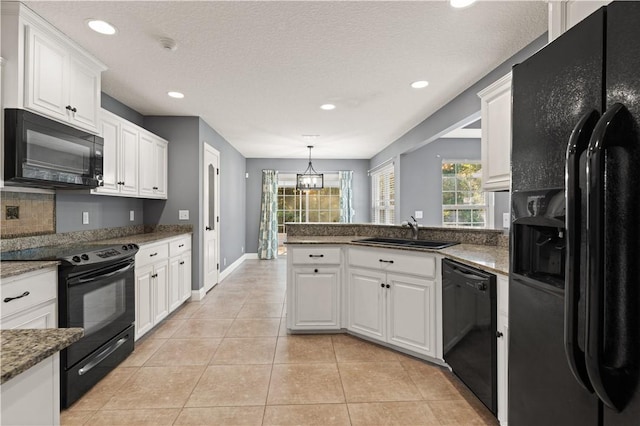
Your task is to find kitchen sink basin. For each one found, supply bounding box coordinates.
[355,237,458,250]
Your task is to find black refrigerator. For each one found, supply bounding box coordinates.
[509,2,640,425]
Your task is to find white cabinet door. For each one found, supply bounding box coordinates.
[68,55,100,131]
[25,25,69,122]
[135,264,154,340]
[2,301,57,330]
[120,123,139,195]
[348,267,386,340]
[169,256,182,313]
[548,0,612,41]
[180,252,192,303]
[387,273,436,357]
[291,267,340,329]
[497,274,509,425]
[154,138,168,198]
[96,112,120,193]
[153,260,169,324]
[138,132,155,197]
[479,73,512,191]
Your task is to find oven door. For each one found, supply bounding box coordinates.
[61,259,135,369]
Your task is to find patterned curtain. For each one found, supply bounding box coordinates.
[339,170,355,223]
[258,170,279,259]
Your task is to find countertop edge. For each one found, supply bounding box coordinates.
[286,237,509,275]
[0,260,60,279]
[1,328,84,384]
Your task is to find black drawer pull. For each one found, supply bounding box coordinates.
[150,252,158,257]
[178,244,184,248]
[379,259,394,264]
[314,269,318,273]
[4,291,30,303]
[180,261,185,265]
[496,331,504,338]
[309,254,324,258]
[386,284,390,288]
[381,283,385,288]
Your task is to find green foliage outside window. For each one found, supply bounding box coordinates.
[442,162,486,227]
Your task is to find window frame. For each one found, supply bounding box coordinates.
[370,162,395,225]
[441,160,493,228]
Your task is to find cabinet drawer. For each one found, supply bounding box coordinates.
[169,235,192,257]
[136,242,169,267]
[291,247,341,265]
[1,269,57,321]
[349,247,436,278]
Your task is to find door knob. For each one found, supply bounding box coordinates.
[205,226,212,231]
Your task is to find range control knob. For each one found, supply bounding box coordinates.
[122,245,128,251]
[72,256,81,263]
[81,254,90,261]
[129,244,136,250]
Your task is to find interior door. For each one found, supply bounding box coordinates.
[203,144,220,293]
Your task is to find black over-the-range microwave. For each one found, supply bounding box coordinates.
[4,109,104,188]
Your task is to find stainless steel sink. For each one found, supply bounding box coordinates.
[354,237,458,250]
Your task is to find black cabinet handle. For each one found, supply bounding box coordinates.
[4,291,30,303]
[386,284,390,288]
[314,269,318,273]
[150,252,158,257]
[151,273,158,278]
[66,105,72,111]
[380,283,385,288]
[309,254,324,258]
[153,186,158,190]
[178,244,184,248]
[496,331,504,338]
[379,259,394,264]
[180,261,185,265]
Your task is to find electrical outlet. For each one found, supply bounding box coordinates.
[223,258,227,266]
[82,211,89,225]
[503,212,510,228]
[130,210,135,221]
[414,211,423,219]
[241,246,244,253]
[179,210,189,220]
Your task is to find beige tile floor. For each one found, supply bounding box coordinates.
[62,258,497,425]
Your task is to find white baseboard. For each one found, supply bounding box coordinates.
[190,287,206,301]
[244,253,259,260]
[220,254,248,281]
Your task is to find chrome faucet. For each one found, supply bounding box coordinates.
[404,216,419,240]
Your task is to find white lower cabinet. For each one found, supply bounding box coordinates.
[135,234,192,340]
[347,247,440,359]
[1,268,60,426]
[287,246,341,331]
[497,274,509,425]
[169,235,192,312]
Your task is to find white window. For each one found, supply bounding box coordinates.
[371,162,395,224]
[442,161,489,228]
[277,173,341,234]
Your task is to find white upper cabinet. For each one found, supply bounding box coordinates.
[1,2,106,133]
[478,73,512,192]
[548,1,612,42]
[138,131,168,199]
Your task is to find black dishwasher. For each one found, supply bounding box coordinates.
[442,258,497,415]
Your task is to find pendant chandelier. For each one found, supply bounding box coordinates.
[296,145,324,190]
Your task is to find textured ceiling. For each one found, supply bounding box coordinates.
[23,1,547,159]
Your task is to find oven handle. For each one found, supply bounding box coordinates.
[78,335,129,376]
[75,262,135,285]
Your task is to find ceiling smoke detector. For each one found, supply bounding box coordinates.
[159,38,178,52]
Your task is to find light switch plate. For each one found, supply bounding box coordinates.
[503,212,510,228]
[414,211,423,219]
[179,210,189,220]
[82,211,89,225]
[130,210,135,221]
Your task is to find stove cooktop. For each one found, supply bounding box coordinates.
[0,243,139,266]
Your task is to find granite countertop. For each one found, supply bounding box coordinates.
[286,235,509,275]
[0,261,60,279]
[90,230,192,246]
[1,328,83,384]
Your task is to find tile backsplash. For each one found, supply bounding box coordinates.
[1,192,55,238]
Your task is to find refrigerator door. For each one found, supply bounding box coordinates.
[599,2,640,424]
[509,8,604,425]
[511,9,604,192]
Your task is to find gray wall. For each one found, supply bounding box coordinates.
[399,138,481,227]
[101,93,144,127]
[199,119,247,271]
[245,158,370,253]
[56,193,144,232]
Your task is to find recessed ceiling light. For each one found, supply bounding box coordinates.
[302,134,320,139]
[411,80,429,89]
[168,91,184,99]
[320,104,336,111]
[86,19,117,35]
[450,0,477,8]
